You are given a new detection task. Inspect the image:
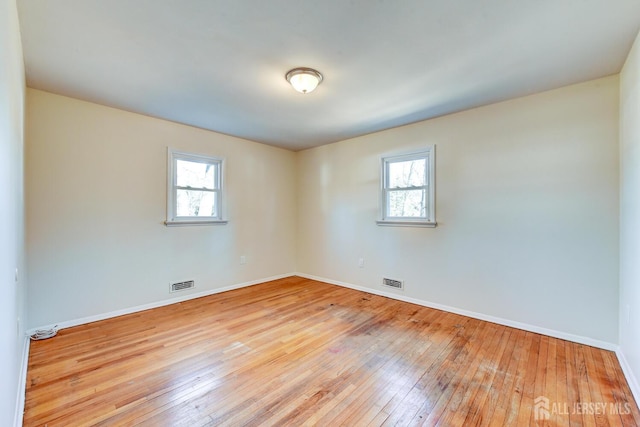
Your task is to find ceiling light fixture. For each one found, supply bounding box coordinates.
[285,67,323,94]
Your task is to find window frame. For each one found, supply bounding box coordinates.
[377,146,436,228]
[165,148,227,226]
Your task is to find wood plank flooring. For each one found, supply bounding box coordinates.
[24,276,640,426]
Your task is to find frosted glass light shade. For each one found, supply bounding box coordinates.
[286,68,323,94]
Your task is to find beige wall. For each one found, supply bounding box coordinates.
[0,0,26,424]
[297,76,620,344]
[26,75,621,346]
[26,89,297,328]
[620,29,640,398]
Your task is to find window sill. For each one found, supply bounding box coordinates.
[165,220,228,227]
[376,220,437,228]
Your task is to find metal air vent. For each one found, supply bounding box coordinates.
[382,277,404,290]
[170,280,195,293]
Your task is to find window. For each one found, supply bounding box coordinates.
[378,147,436,227]
[166,148,226,226]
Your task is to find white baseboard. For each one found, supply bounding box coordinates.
[27,273,295,335]
[295,272,618,352]
[616,348,640,405]
[14,335,30,427]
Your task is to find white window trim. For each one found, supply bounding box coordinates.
[377,146,437,228]
[165,148,228,227]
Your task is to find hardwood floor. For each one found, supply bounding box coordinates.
[24,276,640,426]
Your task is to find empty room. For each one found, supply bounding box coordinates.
[4,0,640,425]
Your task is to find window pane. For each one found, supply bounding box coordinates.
[388,189,426,217]
[388,158,426,188]
[176,159,216,189]
[176,190,217,217]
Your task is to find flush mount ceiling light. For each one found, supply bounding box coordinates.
[285,67,323,94]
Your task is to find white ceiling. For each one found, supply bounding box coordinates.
[17,1,640,151]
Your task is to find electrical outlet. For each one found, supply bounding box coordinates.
[626,305,631,325]
[15,268,18,282]
[358,257,364,268]
[240,255,247,265]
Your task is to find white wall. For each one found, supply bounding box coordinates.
[298,76,620,344]
[620,30,640,397]
[26,89,297,328]
[0,0,26,424]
